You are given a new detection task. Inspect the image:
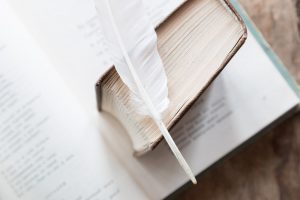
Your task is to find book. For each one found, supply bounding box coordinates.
[96,0,247,155]
[0,0,299,200]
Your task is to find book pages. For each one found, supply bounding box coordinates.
[0,2,148,199]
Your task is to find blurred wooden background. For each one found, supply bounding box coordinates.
[174,0,300,199]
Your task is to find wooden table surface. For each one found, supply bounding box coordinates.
[174,0,300,199]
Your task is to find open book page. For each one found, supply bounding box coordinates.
[6,0,300,199]
[0,2,148,200]
[98,32,300,199]
[8,0,184,113]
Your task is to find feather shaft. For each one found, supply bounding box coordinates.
[97,0,196,184]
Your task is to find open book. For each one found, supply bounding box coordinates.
[0,0,299,200]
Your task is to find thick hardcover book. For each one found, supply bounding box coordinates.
[96,0,247,155]
[0,0,299,199]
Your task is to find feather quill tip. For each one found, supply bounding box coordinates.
[191,177,197,185]
[184,162,197,184]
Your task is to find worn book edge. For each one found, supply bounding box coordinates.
[95,0,247,154]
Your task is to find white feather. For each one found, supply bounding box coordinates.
[96,0,168,114]
[95,0,196,184]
